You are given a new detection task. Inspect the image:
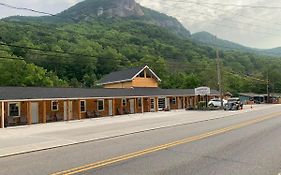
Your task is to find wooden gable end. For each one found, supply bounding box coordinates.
[131,68,159,88]
[102,65,161,88]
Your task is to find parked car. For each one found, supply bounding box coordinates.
[208,99,227,107]
[224,98,243,110]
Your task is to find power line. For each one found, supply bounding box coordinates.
[0,2,76,22]
[1,20,99,40]
[225,71,268,83]
[166,0,281,9]
[0,43,96,58]
[0,55,24,61]
[2,1,280,43]
[0,47,96,60]
[0,53,271,85]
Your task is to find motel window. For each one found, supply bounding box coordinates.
[8,102,20,117]
[170,97,176,105]
[97,100,104,111]
[80,100,86,112]
[138,98,142,107]
[122,98,127,106]
[51,101,59,111]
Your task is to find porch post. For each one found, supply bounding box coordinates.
[67,100,70,121]
[27,102,32,125]
[141,97,144,113]
[112,99,116,116]
[134,98,137,114]
[120,98,123,115]
[1,101,4,128]
[42,101,47,123]
[155,97,158,112]
[77,100,81,120]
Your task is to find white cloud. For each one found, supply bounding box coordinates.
[136,0,281,49]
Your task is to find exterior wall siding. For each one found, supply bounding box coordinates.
[104,82,132,89]
[132,77,158,88]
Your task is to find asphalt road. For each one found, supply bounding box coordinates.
[0,107,280,175]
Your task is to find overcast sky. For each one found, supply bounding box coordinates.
[0,0,280,49]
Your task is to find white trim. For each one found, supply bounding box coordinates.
[8,102,21,118]
[97,79,132,86]
[80,100,86,113]
[132,65,161,82]
[51,100,59,111]
[97,99,104,111]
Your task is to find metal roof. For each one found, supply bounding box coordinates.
[0,87,219,101]
[98,65,161,85]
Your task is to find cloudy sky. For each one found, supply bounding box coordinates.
[0,0,280,49]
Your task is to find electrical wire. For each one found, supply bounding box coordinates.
[0,43,96,58]
[165,0,281,9]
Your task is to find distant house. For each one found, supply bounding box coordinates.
[0,65,219,128]
[239,93,266,104]
[98,65,161,88]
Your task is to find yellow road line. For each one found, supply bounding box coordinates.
[51,112,281,175]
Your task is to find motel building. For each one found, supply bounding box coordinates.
[0,65,219,128]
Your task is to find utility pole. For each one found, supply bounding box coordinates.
[267,71,270,103]
[216,49,223,109]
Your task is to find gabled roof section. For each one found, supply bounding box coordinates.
[98,65,161,85]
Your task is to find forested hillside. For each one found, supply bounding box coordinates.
[0,0,281,95]
[192,31,281,57]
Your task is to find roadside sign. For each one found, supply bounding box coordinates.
[195,87,211,96]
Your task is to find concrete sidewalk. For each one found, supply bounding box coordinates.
[0,104,278,158]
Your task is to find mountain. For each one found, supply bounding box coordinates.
[192,31,249,51]
[59,0,144,18]
[260,47,281,56]
[191,31,281,57]
[5,0,190,38]
[1,0,281,93]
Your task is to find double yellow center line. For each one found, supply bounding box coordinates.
[51,112,281,175]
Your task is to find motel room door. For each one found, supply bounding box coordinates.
[108,100,113,116]
[178,97,183,109]
[129,99,135,114]
[64,101,73,120]
[31,102,39,124]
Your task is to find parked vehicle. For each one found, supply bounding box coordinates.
[224,98,243,110]
[208,99,227,107]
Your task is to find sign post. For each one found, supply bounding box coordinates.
[195,87,211,108]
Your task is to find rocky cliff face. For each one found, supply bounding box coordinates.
[58,0,144,19]
[102,0,144,17]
